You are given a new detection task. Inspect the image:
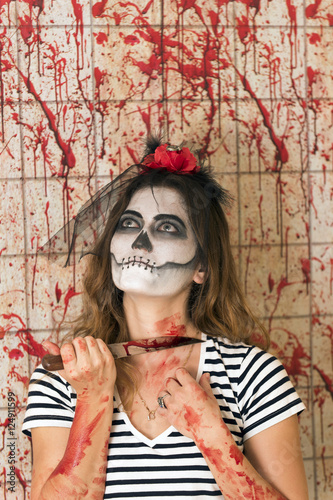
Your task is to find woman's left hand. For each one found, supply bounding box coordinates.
[156,368,222,441]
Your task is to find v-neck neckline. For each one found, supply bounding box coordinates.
[113,333,208,448]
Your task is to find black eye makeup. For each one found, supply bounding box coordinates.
[156,221,179,233]
[154,214,187,238]
[116,210,142,232]
[120,218,140,229]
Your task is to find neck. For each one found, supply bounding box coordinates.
[123,292,197,340]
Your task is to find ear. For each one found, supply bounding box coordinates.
[192,266,206,285]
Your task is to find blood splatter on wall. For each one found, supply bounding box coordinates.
[0,1,332,498]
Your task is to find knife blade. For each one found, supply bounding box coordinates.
[41,336,203,372]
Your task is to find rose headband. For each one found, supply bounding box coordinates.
[142,143,200,174]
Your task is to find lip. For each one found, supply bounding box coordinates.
[121,256,156,271]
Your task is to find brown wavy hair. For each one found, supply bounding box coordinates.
[68,161,269,408]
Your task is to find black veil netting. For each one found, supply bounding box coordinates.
[38,164,141,267]
[38,136,233,267]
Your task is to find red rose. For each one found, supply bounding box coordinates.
[142,144,199,174]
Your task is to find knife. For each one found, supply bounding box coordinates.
[41,336,203,371]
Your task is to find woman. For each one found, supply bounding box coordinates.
[23,138,308,499]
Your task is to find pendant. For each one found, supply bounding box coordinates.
[148,411,156,421]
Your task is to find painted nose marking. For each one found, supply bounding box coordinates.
[131,230,153,252]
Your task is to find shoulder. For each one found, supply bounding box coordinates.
[202,334,293,396]
[22,365,77,437]
[203,334,280,371]
[29,364,74,400]
[202,333,256,368]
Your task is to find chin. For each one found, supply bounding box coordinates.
[112,266,194,298]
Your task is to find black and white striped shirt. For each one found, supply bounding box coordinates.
[23,334,305,499]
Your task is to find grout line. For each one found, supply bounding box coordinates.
[88,0,98,192]
[7,96,333,104]
[304,0,318,495]
[3,240,333,259]
[15,10,30,376]
[5,22,333,29]
[1,168,332,183]
[233,1,242,283]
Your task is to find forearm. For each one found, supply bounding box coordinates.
[38,397,113,500]
[194,421,286,500]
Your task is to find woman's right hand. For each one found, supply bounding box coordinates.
[42,336,116,401]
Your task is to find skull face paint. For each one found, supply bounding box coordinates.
[110,187,199,297]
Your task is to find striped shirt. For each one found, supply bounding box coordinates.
[22,333,305,499]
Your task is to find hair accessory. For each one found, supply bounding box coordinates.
[142,143,200,174]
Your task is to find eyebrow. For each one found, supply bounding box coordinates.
[121,210,143,218]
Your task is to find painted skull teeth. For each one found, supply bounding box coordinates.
[121,256,156,272]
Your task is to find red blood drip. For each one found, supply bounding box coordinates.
[184,405,201,427]
[94,32,108,45]
[229,445,244,466]
[94,67,106,88]
[55,282,62,303]
[238,72,289,166]
[50,402,106,477]
[15,467,28,489]
[92,0,109,18]
[16,330,47,358]
[258,194,264,239]
[305,0,323,19]
[126,145,140,164]
[268,272,275,292]
[122,336,193,356]
[0,313,26,340]
[286,0,297,23]
[236,16,253,44]
[196,438,224,474]
[3,346,24,360]
[268,277,296,330]
[63,287,81,318]
[18,71,75,173]
[44,200,50,241]
[1,418,10,428]
[8,368,30,387]
[308,32,321,45]
[124,34,140,46]
[154,314,186,337]
[301,258,311,286]
[313,365,333,396]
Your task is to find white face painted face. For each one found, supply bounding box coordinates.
[110,187,199,298]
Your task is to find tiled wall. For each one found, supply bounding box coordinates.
[0,1,332,498]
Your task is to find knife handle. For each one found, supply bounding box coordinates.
[42,354,64,371]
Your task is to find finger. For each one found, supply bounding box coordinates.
[165,377,181,393]
[96,338,114,361]
[60,342,77,369]
[85,336,115,370]
[199,372,214,397]
[174,367,194,384]
[71,337,90,365]
[42,340,60,356]
[85,336,103,361]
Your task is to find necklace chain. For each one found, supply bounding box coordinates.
[137,343,195,421]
